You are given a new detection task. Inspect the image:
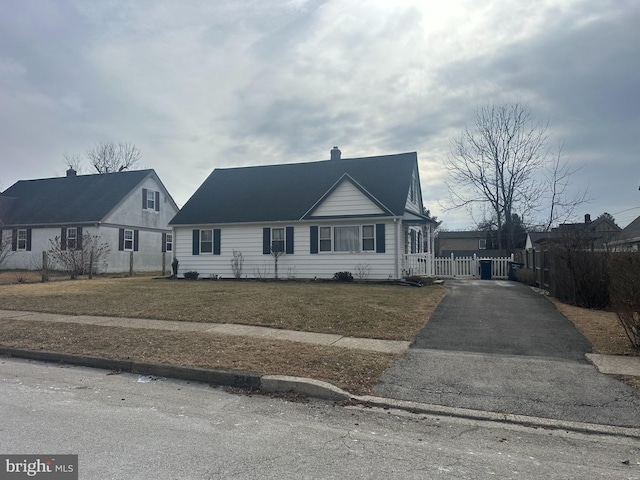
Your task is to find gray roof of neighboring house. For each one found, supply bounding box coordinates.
[438,231,485,239]
[170,152,430,225]
[620,215,640,240]
[528,231,552,244]
[0,169,159,227]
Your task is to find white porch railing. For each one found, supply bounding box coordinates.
[403,253,514,279]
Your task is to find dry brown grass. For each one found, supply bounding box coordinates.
[551,298,638,356]
[0,277,445,394]
[0,319,397,395]
[0,277,445,340]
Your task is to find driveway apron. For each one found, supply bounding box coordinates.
[375,280,640,427]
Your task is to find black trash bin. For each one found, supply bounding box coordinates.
[479,259,492,280]
[508,262,525,281]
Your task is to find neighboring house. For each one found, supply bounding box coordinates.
[435,231,502,257]
[169,149,437,280]
[610,215,640,252]
[520,214,623,288]
[0,168,178,273]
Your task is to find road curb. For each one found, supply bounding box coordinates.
[2,347,639,439]
[352,395,640,440]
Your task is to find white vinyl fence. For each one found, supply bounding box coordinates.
[403,253,514,279]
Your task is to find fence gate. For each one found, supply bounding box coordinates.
[403,253,514,279]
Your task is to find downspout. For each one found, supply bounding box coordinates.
[394,217,400,279]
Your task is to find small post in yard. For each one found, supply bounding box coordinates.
[129,251,134,277]
[41,251,49,282]
[88,251,94,279]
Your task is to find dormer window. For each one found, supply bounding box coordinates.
[147,190,155,210]
[142,188,160,211]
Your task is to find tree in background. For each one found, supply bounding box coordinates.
[446,103,588,254]
[63,152,84,175]
[87,142,141,173]
[63,142,141,175]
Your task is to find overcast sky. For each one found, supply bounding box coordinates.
[1,0,639,229]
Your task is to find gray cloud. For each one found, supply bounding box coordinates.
[1,0,638,227]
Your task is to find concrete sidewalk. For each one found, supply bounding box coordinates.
[0,309,410,355]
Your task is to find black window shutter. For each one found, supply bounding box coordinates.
[118,228,124,251]
[155,191,160,212]
[285,227,294,254]
[11,229,17,251]
[76,226,83,249]
[263,227,271,254]
[26,228,32,251]
[133,230,139,251]
[310,226,318,254]
[162,233,167,253]
[61,227,67,250]
[213,228,221,255]
[376,224,385,253]
[192,229,200,255]
[142,188,148,209]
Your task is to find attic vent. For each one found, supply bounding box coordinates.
[330,146,341,161]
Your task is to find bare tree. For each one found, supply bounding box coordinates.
[87,142,141,174]
[446,103,587,253]
[47,232,111,279]
[0,230,12,268]
[543,145,589,231]
[63,152,84,174]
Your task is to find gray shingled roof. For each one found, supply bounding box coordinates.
[620,215,640,240]
[170,152,422,225]
[438,231,485,239]
[0,169,155,226]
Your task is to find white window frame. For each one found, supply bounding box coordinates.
[200,229,213,254]
[479,238,487,250]
[165,233,173,252]
[319,226,332,252]
[271,227,285,253]
[318,225,379,253]
[334,226,360,253]
[362,225,375,252]
[17,229,27,251]
[146,190,157,210]
[67,227,78,250]
[123,229,134,251]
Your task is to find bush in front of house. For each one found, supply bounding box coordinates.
[609,252,640,351]
[333,271,354,282]
[184,271,199,280]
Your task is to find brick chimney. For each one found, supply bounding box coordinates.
[66,168,77,177]
[585,213,591,224]
[330,146,341,161]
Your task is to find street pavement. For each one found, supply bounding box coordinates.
[2,358,639,479]
[374,280,640,428]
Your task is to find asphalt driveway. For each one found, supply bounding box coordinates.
[375,280,640,427]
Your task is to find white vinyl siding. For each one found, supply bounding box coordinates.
[310,181,385,217]
[173,221,398,280]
